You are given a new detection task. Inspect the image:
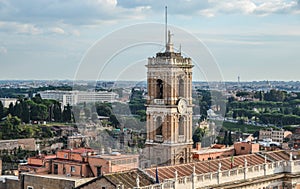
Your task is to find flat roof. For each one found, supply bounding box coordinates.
[192,147,234,155]
[21,172,95,182]
[0,175,19,182]
[90,154,139,160]
[60,148,96,154]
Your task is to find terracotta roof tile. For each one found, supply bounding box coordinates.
[145,151,288,182]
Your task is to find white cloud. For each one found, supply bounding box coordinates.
[71,29,81,37]
[0,46,7,54]
[0,21,42,35]
[50,27,65,35]
[205,0,299,16]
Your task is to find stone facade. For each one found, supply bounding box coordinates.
[145,31,193,166]
[21,173,94,189]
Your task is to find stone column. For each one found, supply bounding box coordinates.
[174,170,178,189]
[192,166,196,189]
[244,158,248,180]
[217,162,222,184]
[264,155,267,176]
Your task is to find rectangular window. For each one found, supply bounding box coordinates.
[97,166,102,177]
[27,187,34,189]
[71,166,76,172]
[53,164,58,174]
[241,147,245,150]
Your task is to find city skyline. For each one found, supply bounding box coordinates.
[0,0,299,81]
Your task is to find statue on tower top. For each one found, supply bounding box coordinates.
[166,30,174,53]
[167,30,173,44]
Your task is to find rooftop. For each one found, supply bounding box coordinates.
[61,148,96,154]
[104,169,154,189]
[90,153,139,160]
[145,151,290,182]
[192,146,234,155]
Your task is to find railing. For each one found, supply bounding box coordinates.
[155,135,164,142]
[153,99,164,105]
[139,159,300,189]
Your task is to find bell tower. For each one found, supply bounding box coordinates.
[144,27,194,165]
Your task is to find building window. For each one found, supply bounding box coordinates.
[27,187,34,189]
[178,78,184,97]
[241,146,245,150]
[71,166,76,172]
[156,116,163,135]
[179,116,185,135]
[156,79,163,99]
[53,164,58,174]
[97,166,102,177]
[102,187,106,189]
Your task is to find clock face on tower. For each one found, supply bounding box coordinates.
[177,98,188,114]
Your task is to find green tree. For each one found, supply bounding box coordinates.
[1,115,21,139]
[222,130,228,145]
[96,103,120,127]
[62,104,72,122]
[8,102,14,115]
[0,101,4,120]
[265,89,286,102]
[192,127,206,146]
[21,100,30,123]
[53,103,62,122]
[31,104,48,121]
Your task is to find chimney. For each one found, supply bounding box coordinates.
[196,142,201,150]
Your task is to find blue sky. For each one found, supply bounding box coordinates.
[0,0,299,81]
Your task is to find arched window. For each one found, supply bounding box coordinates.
[156,116,163,135]
[179,157,184,164]
[156,79,163,99]
[179,116,185,135]
[179,78,184,97]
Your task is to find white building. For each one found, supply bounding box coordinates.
[0,98,18,108]
[39,90,119,106]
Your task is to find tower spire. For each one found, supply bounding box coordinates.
[165,6,167,48]
[164,6,174,53]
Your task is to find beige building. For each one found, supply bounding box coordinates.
[259,128,292,143]
[143,31,194,167]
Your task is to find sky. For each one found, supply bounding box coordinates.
[0,0,300,82]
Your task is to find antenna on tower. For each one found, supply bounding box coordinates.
[165,6,168,48]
